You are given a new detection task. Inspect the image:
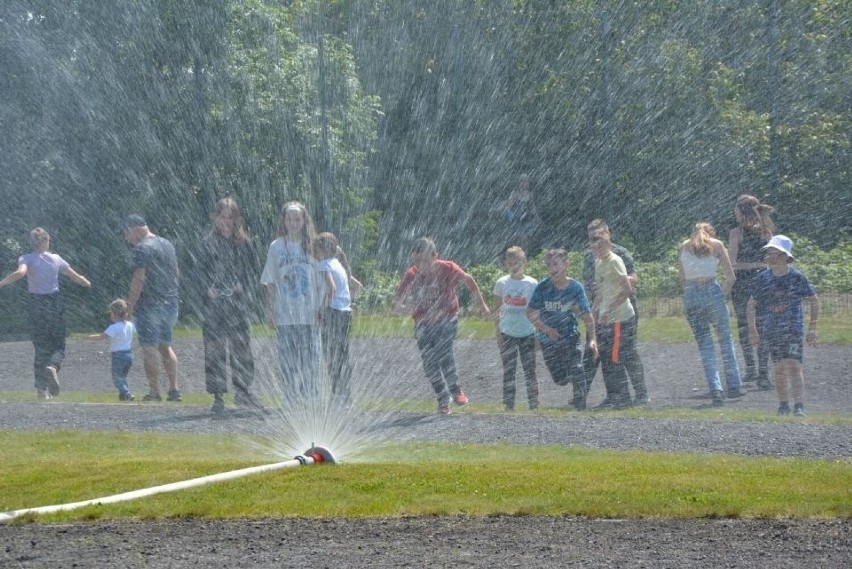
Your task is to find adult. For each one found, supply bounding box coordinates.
[582,219,648,406]
[198,198,261,414]
[0,228,90,399]
[502,174,543,255]
[678,223,744,406]
[728,194,775,389]
[120,214,181,402]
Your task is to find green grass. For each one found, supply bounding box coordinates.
[71,312,851,344]
[1,432,849,522]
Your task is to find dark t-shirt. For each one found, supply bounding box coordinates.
[753,267,815,337]
[131,235,179,307]
[528,277,590,346]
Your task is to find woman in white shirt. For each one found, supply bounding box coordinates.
[678,223,743,406]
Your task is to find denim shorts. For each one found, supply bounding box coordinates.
[135,302,179,347]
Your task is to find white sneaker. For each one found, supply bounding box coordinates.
[45,365,60,396]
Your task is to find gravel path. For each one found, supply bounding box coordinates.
[1,337,850,567]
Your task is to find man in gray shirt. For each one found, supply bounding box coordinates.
[121,214,181,402]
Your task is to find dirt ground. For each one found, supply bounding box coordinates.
[0,336,850,568]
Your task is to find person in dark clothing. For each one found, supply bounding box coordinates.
[728,194,775,389]
[199,198,261,414]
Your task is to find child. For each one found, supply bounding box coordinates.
[88,299,136,401]
[393,237,490,415]
[492,246,539,411]
[527,249,597,410]
[748,235,819,417]
[200,197,260,414]
[588,231,637,409]
[260,202,323,402]
[315,232,356,405]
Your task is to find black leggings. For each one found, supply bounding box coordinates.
[499,333,538,409]
[731,277,769,380]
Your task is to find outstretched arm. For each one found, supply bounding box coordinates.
[63,266,91,288]
[0,264,27,288]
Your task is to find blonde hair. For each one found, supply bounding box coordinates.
[276,201,316,253]
[504,246,526,262]
[314,232,339,259]
[30,227,50,251]
[109,299,129,319]
[686,222,716,257]
[736,194,775,238]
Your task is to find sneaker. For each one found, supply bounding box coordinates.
[756,378,773,391]
[572,397,587,411]
[777,402,791,415]
[793,403,806,417]
[45,365,60,396]
[119,392,135,401]
[727,387,746,399]
[711,390,724,407]
[142,392,162,402]
[633,394,651,406]
[166,389,182,402]
[37,389,51,401]
[234,391,264,410]
[504,404,515,412]
[453,391,469,406]
[438,401,451,415]
[211,395,225,415]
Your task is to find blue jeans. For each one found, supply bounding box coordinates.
[683,281,742,392]
[276,325,321,401]
[111,350,133,395]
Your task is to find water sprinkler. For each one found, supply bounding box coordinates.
[0,445,336,523]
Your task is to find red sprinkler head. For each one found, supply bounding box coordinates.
[302,445,336,465]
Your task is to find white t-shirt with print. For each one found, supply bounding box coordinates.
[260,238,321,326]
[493,274,538,337]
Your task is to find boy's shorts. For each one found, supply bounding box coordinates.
[767,332,804,363]
[135,302,179,347]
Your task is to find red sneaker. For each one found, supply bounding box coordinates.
[453,391,469,406]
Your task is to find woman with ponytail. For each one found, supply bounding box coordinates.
[729,195,775,389]
[679,223,743,406]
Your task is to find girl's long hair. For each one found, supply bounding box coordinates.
[736,194,775,237]
[276,201,316,254]
[686,222,716,257]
